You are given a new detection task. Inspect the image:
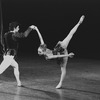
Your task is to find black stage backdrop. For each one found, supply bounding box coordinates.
[1,0,100,59]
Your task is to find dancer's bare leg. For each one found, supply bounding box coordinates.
[11,59,21,86]
[59,15,85,48]
[56,57,68,89]
[56,15,85,89]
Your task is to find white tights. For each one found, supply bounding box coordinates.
[0,55,21,86]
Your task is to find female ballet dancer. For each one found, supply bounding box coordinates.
[31,15,85,88]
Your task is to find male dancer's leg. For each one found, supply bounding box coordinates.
[11,59,21,86]
[59,15,85,48]
[0,55,14,74]
[56,57,68,89]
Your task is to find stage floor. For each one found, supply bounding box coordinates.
[0,56,100,100]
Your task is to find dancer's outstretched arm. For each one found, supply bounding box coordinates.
[30,25,48,55]
[46,52,74,59]
[35,27,45,45]
[60,15,85,48]
[30,25,45,45]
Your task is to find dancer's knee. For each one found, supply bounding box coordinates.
[0,69,4,74]
[0,66,6,74]
[13,63,18,69]
[61,67,66,73]
[0,71,3,74]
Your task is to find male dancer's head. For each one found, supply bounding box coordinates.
[9,22,20,33]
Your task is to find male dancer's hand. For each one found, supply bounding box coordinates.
[29,25,37,30]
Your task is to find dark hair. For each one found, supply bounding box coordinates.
[9,22,19,31]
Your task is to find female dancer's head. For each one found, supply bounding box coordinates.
[38,44,47,55]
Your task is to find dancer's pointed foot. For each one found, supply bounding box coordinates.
[79,15,85,24]
[56,83,62,89]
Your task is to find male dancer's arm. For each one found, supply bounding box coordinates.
[23,26,33,37]
[14,26,33,38]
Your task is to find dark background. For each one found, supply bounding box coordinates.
[1,0,100,59]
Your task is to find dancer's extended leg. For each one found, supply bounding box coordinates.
[59,15,85,48]
[56,15,85,89]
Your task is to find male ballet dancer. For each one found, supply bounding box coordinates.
[31,15,85,89]
[0,22,34,86]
